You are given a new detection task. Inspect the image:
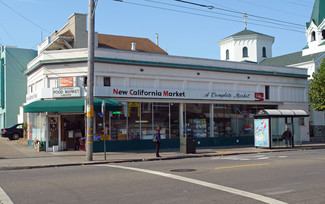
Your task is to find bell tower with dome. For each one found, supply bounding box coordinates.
[218,29,274,63]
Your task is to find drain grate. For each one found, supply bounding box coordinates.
[170,169,196,172]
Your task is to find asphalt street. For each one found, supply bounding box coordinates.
[1,148,325,203]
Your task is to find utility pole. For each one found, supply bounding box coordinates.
[86,0,95,161]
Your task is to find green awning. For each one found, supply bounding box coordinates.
[24,98,120,113]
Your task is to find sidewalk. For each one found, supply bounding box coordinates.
[1,137,325,171]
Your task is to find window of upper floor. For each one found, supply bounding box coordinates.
[226,49,229,60]
[311,31,316,41]
[265,85,270,100]
[83,76,87,87]
[242,47,248,58]
[104,77,111,87]
[49,78,58,88]
[322,30,325,40]
[35,80,42,91]
[28,85,33,94]
[262,47,266,58]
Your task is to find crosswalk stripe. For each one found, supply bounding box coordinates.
[102,164,288,204]
[0,186,13,204]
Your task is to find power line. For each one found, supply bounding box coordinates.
[115,0,243,24]
[0,22,17,45]
[5,49,30,73]
[145,0,244,21]
[279,0,310,7]
[178,0,305,28]
[0,0,51,34]
[223,0,310,19]
[145,0,304,30]
[175,0,214,9]
[114,0,304,33]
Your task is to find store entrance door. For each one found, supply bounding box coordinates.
[48,116,60,151]
[61,114,85,150]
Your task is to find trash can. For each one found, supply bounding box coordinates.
[180,137,196,154]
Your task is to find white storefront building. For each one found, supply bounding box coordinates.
[23,14,309,152]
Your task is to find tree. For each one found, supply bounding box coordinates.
[309,58,325,111]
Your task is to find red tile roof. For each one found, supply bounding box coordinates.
[98,34,167,55]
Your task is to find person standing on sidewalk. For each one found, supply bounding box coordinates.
[281,128,293,147]
[155,126,161,157]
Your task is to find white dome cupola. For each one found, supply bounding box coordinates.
[218,29,274,63]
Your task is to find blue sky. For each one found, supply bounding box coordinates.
[0,0,315,60]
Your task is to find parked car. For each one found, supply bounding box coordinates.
[1,123,24,140]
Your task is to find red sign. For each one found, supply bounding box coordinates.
[60,77,73,87]
[255,93,264,101]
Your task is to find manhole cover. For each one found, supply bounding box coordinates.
[170,169,196,172]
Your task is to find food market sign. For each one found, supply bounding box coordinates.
[53,87,81,98]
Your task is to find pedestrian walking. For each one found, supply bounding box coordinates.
[281,128,293,147]
[154,126,161,157]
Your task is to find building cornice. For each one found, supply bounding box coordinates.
[25,56,309,79]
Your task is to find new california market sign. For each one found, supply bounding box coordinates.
[108,87,264,101]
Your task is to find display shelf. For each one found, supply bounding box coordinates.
[186,118,207,137]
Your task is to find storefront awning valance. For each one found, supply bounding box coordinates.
[24,98,119,113]
[254,109,309,118]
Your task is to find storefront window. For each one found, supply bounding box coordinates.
[213,105,226,137]
[185,103,209,137]
[153,103,169,139]
[96,102,276,141]
[213,105,277,138]
[105,102,180,141]
[111,103,127,141]
[225,105,236,136]
[140,102,153,140]
[127,102,140,140]
[29,113,46,141]
[236,105,255,136]
[170,103,180,139]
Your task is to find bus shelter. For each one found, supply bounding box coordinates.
[254,109,308,148]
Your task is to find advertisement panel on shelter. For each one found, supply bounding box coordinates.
[254,119,269,147]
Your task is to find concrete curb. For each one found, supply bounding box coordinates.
[0,146,321,171]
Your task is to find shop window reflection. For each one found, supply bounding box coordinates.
[128,103,140,140]
[153,103,169,139]
[212,104,277,138]
[139,102,153,140]
[170,103,180,138]
[96,102,277,141]
[110,107,127,141]
[185,104,209,137]
[96,103,128,141]
[107,102,180,141]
